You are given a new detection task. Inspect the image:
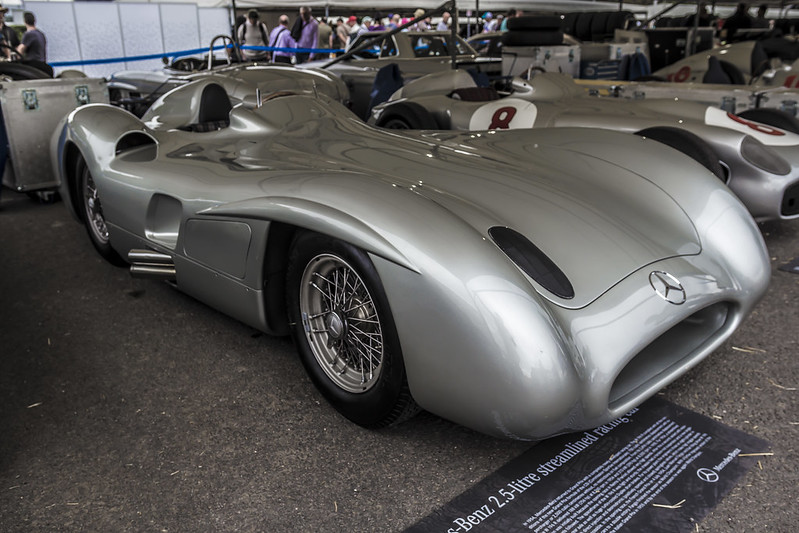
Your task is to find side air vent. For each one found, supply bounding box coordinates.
[489,226,574,299]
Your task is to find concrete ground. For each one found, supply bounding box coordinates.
[1,190,796,532]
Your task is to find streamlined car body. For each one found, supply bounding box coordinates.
[370,69,799,222]
[53,78,770,440]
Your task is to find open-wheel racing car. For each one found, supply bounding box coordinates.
[52,78,770,440]
[369,69,799,222]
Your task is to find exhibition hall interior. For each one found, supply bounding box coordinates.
[0,0,796,531]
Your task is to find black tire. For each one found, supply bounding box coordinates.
[636,126,727,181]
[0,61,51,80]
[286,231,419,428]
[76,155,126,266]
[737,108,799,134]
[507,15,563,32]
[501,30,564,47]
[375,101,438,130]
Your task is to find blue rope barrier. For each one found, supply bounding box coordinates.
[50,44,345,68]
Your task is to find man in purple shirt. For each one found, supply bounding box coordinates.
[269,15,296,64]
[295,6,319,64]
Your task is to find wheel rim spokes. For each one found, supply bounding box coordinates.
[300,254,383,393]
[84,172,109,243]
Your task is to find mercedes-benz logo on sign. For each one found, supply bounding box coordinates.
[697,468,719,483]
[649,271,687,305]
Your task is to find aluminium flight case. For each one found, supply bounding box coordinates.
[1,77,108,195]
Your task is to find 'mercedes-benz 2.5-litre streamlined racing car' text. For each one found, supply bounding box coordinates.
[53,79,770,440]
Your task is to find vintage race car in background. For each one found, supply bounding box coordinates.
[370,69,799,222]
[300,30,500,119]
[108,35,349,116]
[52,78,770,440]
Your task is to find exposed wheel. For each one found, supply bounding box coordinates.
[286,231,419,428]
[375,101,438,130]
[76,154,126,266]
[737,108,799,134]
[635,126,727,181]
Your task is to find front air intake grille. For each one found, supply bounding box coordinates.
[608,302,732,410]
[782,181,799,217]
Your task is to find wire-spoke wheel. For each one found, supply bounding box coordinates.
[287,231,419,428]
[299,253,383,393]
[77,154,126,266]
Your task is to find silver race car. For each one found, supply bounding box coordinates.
[108,35,349,116]
[370,69,799,222]
[52,78,770,440]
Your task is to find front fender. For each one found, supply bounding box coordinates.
[199,196,418,273]
[51,103,149,222]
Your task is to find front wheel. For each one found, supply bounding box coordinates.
[286,231,418,428]
[375,101,438,130]
[77,155,126,266]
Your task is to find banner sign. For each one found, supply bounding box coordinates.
[406,397,769,533]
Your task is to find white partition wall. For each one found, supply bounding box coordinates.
[119,3,165,73]
[24,2,230,78]
[160,4,201,58]
[199,8,232,49]
[74,2,127,78]
[27,2,80,68]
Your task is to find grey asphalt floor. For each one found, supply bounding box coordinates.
[1,189,797,532]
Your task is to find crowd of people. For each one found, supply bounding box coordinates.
[234,6,528,64]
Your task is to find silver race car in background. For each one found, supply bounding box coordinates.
[52,78,770,440]
[370,69,799,222]
[300,30,500,119]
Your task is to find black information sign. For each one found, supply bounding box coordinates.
[406,397,769,533]
[778,256,799,274]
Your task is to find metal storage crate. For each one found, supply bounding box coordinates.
[1,77,108,193]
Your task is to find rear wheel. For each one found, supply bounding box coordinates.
[636,126,726,181]
[77,155,126,266]
[286,231,418,428]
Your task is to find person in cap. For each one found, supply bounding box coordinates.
[238,9,269,61]
[0,4,19,58]
[482,12,498,32]
[347,15,360,36]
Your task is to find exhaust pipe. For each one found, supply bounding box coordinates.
[128,249,176,280]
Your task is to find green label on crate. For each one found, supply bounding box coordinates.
[75,85,90,106]
[21,89,38,111]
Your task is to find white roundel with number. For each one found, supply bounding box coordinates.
[704,106,799,146]
[469,99,538,131]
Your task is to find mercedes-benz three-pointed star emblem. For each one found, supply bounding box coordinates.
[649,271,686,305]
